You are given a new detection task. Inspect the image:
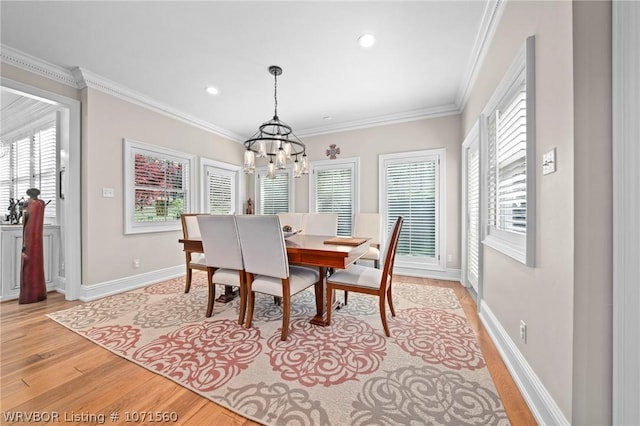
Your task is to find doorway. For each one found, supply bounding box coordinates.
[1,79,81,300]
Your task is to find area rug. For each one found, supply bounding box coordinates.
[47,273,509,425]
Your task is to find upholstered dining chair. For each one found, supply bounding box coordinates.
[354,213,382,269]
[197,215,247,323]
[276,213,304,233]
[325,216,404,337]
[180,213,208,293]
[236,215,321,340]
[302,213,338,236]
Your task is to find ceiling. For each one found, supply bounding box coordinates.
[0,1,492,141]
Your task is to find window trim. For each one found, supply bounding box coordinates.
[123,138,195,234]
[309,157,360,236]
[253,165,295,214]
[379,148,446,271]
[481,35,536,266]
[199,157,244,215]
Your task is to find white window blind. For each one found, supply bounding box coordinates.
[207,171,233,215]
[257,171,290,215]
[124,139,194,234]
[488,87,527,234]
[0,147,9,207]
[134,153,188,222]
[310,159,357,236]
[380,149,444,271]
[0,119,57,222]
[385,159,438,259]
[34,126,57,220]
[467,141,480,287]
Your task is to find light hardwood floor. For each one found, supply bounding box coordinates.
[0,276,536,425]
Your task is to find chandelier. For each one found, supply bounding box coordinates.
[243,65,308,178]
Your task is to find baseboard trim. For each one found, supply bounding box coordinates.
[479,300,569,426]
[80,265,184,301]
[394,266,461,282]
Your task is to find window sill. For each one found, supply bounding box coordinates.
[483,234,527,265]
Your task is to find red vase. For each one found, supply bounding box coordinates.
[19,198,47,304]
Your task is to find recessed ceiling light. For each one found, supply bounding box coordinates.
[358,33,376,48]
[205,86,219,95]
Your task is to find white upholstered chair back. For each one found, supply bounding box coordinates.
[354,213,381,245]
[302,213,338,236]
[197,215,243,270]
[183,215,202,239]
[236,215,289,279]
[276,213,304,232]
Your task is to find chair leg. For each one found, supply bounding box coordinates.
[206,268,215,317]
[238,272,247,326]
[379,293,390,337]
[185,266,192,293]
[326,283,334,326]
[281,279,291,341]
[344,291,348,305]
[246,290,255,328]
[387,285,396,317]
[374,259,380,269]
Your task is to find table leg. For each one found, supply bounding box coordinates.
[309,267,344,326]
[215,285,239,303]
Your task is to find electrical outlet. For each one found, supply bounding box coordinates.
[133,259,140,268]
[102,187,115,198]
[447,254,453,262]
[519,320,527,343]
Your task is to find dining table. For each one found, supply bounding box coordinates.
[178,233,370,326]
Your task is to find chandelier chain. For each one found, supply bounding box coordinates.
[273,72,278,118]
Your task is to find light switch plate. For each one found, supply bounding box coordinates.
[102,187,115,198]
[543,148,556,175]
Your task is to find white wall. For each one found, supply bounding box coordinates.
[298,115,462,270]
[462,1,613,424]
[81,88,244,286]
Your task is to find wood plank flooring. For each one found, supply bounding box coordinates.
[1,276,536,425]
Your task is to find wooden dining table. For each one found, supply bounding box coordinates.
[178,233,370,326]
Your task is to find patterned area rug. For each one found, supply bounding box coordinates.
[47,273,509,425]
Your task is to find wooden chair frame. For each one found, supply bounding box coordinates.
[180,213,208,293]
[326,216,404,337]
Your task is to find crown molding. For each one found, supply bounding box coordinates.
[0,44,79,88]
[455,0,507,111]
[72,67,244,142]
[0,45,243,143]
[296,104,460,138]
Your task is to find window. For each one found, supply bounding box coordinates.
[482,36,535,266]
[200,158,242,215]
[124,139,195,234]
[255,167,293,214]
[379,149,445,270]
[0,116,57,223]
[309,158,359,236]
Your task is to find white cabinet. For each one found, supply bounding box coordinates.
[0,225,60,301]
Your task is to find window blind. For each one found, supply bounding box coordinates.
[207,172,232,215]
[133,153,188,223]
[34,126,57,219]
[314,167,353,236]
[258,172,289,214]
[0,120,57,222]
[488,85,527,234]
[385,159,438,259]
[467,143,480,286]
[0,147,9,207]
